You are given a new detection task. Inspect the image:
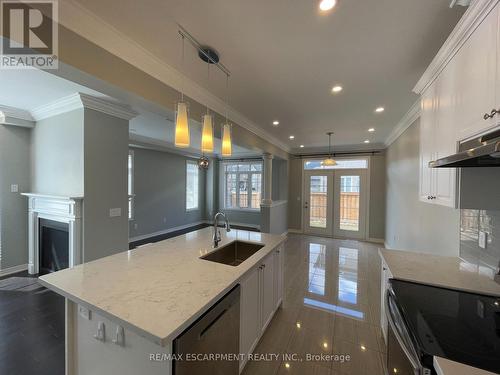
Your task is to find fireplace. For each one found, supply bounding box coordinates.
[22,193,83,275]
[39,219,69,274]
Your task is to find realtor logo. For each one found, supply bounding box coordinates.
[1,0,58,69]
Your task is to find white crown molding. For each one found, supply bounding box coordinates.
[384,100,421,147]
[59,0,291,154]
[413,0,499,94]
[0,104,35,128]
[31,92,138,121]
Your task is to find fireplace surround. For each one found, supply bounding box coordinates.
[22,193,83,275]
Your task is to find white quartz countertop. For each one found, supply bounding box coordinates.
[434,357,497,375]
[39,228,286,346]
[379,248,500,297]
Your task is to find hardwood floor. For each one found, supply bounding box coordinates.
[0,272,65,375]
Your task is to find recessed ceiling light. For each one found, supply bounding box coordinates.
[296,322,301,328]
[289,135,295,140]
[368,128,375,132]
[300,145,305,148]
[273,120,279,126]
[319,0,336,11]
[360,345,366,351]
[364,139,370,143]
[322,342,328,348]
[284,363,291,369]
[332,85,343,93]
[375,107,385,113]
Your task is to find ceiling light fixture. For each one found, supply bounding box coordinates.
[289,135,295,140]
[273,120,279,126]
[364,140,370,144]
[222,74,232,157]
[332,85,343,93]
[201,60,214,153]
[319,0,336,11]
[300,145,305,148]
[368,128,375,132]
[322,132,337,166]
[177,25,232,156]
[174,35,190,148]
[375,107,385,113]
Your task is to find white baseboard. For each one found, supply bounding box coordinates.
[367,238,385,244]
[0,263,28,277]
[129,221,206,243]
[287,228,303,234]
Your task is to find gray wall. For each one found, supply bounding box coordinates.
[31,109,84,196]
[272,158,289,201]
[83,109,130,261]
[129,147,206,239]
[385,118,460,256]
[369,153,386,239]
[287,158,303,231]
[0,125,31,270]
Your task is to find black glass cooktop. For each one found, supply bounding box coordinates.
[390,279,500,374]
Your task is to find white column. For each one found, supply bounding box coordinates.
[262,153,273,206]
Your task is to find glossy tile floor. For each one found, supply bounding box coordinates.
[242,234,387,375]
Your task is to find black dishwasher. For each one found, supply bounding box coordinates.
[173,285,240,375]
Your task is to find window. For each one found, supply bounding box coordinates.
[223,161,262,210]
[128,150,134,220]
[186,160,199,211]
[304,158,368,170]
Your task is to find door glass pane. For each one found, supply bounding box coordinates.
[239,174,249,208]
[309,176,327,228]
[339,175,360,231]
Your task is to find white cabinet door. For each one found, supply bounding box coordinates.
[455,4,498,140]
[419,86,435,203]
[273,244,284,309]
[433,70,458,208]
[260,253,275,333]
[239,266,261,364]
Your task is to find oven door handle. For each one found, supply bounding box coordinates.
[385,288,422,374]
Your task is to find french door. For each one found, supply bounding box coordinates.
[303,169,367,239]
[303,171,333,236]
[333,169,367,239]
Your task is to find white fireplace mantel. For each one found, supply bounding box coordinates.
[22,193,83,275]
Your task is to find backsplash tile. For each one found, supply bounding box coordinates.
[460,209,500,279]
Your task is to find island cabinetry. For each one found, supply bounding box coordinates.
[239,243,285,372]
[66,301,171,375]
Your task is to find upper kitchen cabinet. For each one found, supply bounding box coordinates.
[454,3,498,141]
[415,1,500,208]
[419,73,457,208]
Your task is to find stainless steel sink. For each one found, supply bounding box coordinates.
[200,241,264,266]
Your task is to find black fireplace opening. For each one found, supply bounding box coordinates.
[39,218,69,275]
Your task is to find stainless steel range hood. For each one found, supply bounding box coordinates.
[429,128,500,168]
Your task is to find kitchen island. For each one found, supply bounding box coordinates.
[39,227,286,375]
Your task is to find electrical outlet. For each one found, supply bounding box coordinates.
[479,231,487,249]
[109,208,122,217]
[134,223,138,230]
[10,184,18,193]
[163,217,167,223]
[78,305,91,320]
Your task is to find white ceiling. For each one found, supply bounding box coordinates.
[0,68,257,157]
[70,0,465,152]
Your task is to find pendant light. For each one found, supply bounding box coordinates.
[322,132,337,166]
[201,61,214,153]
[221,73,232,157]
[175,35,190,148]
